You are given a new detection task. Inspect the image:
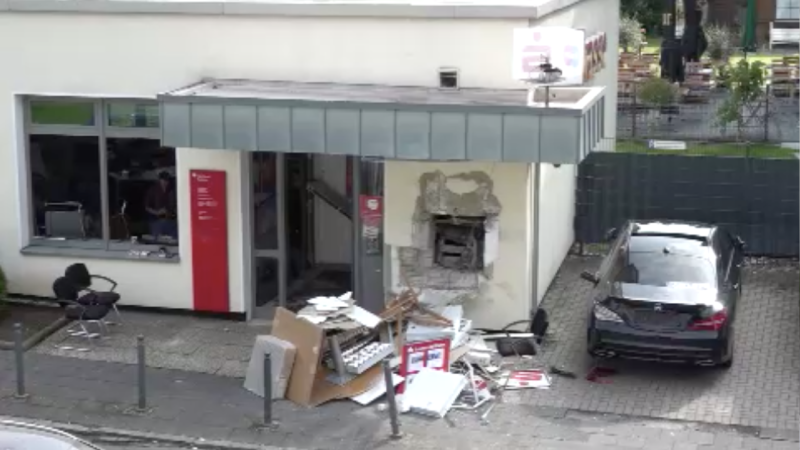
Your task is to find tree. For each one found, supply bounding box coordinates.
[716,60,767,144]
[621,0,662,36]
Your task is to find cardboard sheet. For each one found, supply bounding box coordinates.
[272,307,383,407]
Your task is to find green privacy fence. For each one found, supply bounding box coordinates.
[575,152,799,257]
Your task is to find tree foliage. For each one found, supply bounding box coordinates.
[717,60,766,140]
[620,0,662,36]
[620,16,646,52]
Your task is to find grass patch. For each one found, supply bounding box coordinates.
[616,139,797,158]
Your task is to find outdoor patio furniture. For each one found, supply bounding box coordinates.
[64,263,123,324]
[52,276,112,342]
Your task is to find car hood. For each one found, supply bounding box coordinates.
[609,282,718,306]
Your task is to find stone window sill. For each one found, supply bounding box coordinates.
[21,244,181,263]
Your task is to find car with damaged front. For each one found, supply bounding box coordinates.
[582,220,745,368]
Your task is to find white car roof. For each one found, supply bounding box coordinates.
[0,421,103,450]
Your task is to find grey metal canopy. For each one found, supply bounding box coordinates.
[158,79,606,164]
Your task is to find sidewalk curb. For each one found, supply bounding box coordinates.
[0,415,290,450]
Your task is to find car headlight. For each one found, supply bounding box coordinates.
[593,304,623,323]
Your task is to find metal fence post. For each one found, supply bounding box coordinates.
[382,360,402,439]
[14,323,27,399]
[763,85,770,142]
[136,335,147,411]
[263,353,274,426]
[631,83,638,139]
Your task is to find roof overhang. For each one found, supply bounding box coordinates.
[158,79,606,164]
[0,0,586,20]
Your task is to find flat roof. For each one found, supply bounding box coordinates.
[0,0,585,19]
[162,79,603,114]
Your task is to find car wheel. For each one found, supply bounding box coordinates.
[718,356,733,369]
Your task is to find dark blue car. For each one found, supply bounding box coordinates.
[582,221,745,368]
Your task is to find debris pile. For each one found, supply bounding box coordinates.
[244,282,559,422]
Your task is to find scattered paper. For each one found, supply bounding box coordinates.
[350,373,404,406]
[347,306,382,328]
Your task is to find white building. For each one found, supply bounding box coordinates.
[0,0,617,329]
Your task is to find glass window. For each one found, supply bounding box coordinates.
[253,153,278,250]
[107,102,159,128]
[106,138,178,246]
[616,253,716,286]
[776,0,800,18]
[26,98,179,254]
[30,135,102,240]
[30,100,95,126]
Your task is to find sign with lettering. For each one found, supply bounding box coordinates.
[398,338,451,393]
[190,169,229,313]
[584,32,608,81]
[513,27,586,85]
[513,28,607,84]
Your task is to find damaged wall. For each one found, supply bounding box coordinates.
[384,161,532,329]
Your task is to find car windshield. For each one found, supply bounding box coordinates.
[615,236,716,287]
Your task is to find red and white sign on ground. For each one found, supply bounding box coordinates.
[399,339,451,393]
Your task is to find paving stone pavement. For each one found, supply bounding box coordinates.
[32,310,265,378]
[0,351,796,450]
[522,256,800,431]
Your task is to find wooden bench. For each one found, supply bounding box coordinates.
[770,21,800,50]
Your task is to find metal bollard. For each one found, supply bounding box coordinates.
[263,353,275,426]
[13,323,28,399]
[136,335,147,411]
[382,360,402,439]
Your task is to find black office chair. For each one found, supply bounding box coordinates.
[52,277,112,342]
[64,263,123,324]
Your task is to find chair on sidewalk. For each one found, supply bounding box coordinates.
[64,263,123,324]
[52,277,113,343]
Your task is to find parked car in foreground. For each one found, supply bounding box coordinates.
[581,220,745,368]
[0,420,104,450]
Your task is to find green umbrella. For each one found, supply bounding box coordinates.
[741,0,757,51]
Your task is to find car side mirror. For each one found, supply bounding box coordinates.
[604,228,618,242]
[580,271,600,285]
[734,236,745,250]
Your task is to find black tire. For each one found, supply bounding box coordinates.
[718,356,733,369]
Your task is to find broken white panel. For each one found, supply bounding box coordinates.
[406,305,464,342]
[298,315,328,325]
[350,373,404,406]
[347,306,382,328]
[483,216,499,266]
[404,368,467,418]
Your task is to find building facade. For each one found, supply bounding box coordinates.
[0,0,618,329]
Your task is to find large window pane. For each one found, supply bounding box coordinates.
[107,138,178,246]
[30,100,95,126]
[253,152,278,250]
[31,135,102,239]
[107,102,159,128]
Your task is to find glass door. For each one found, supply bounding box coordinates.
[251,152,286,317]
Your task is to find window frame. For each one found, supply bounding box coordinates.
[23,96,176,258]
[775,0,800,20]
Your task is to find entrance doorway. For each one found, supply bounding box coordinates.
[249,152,354,319]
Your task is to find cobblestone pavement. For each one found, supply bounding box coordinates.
[1,352,796,450]
[518,256,800,431]
[32,310,263,378]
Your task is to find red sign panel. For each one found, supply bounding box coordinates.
[190,170,229,313]
[398,338,451,394]
[359,195,383,256]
